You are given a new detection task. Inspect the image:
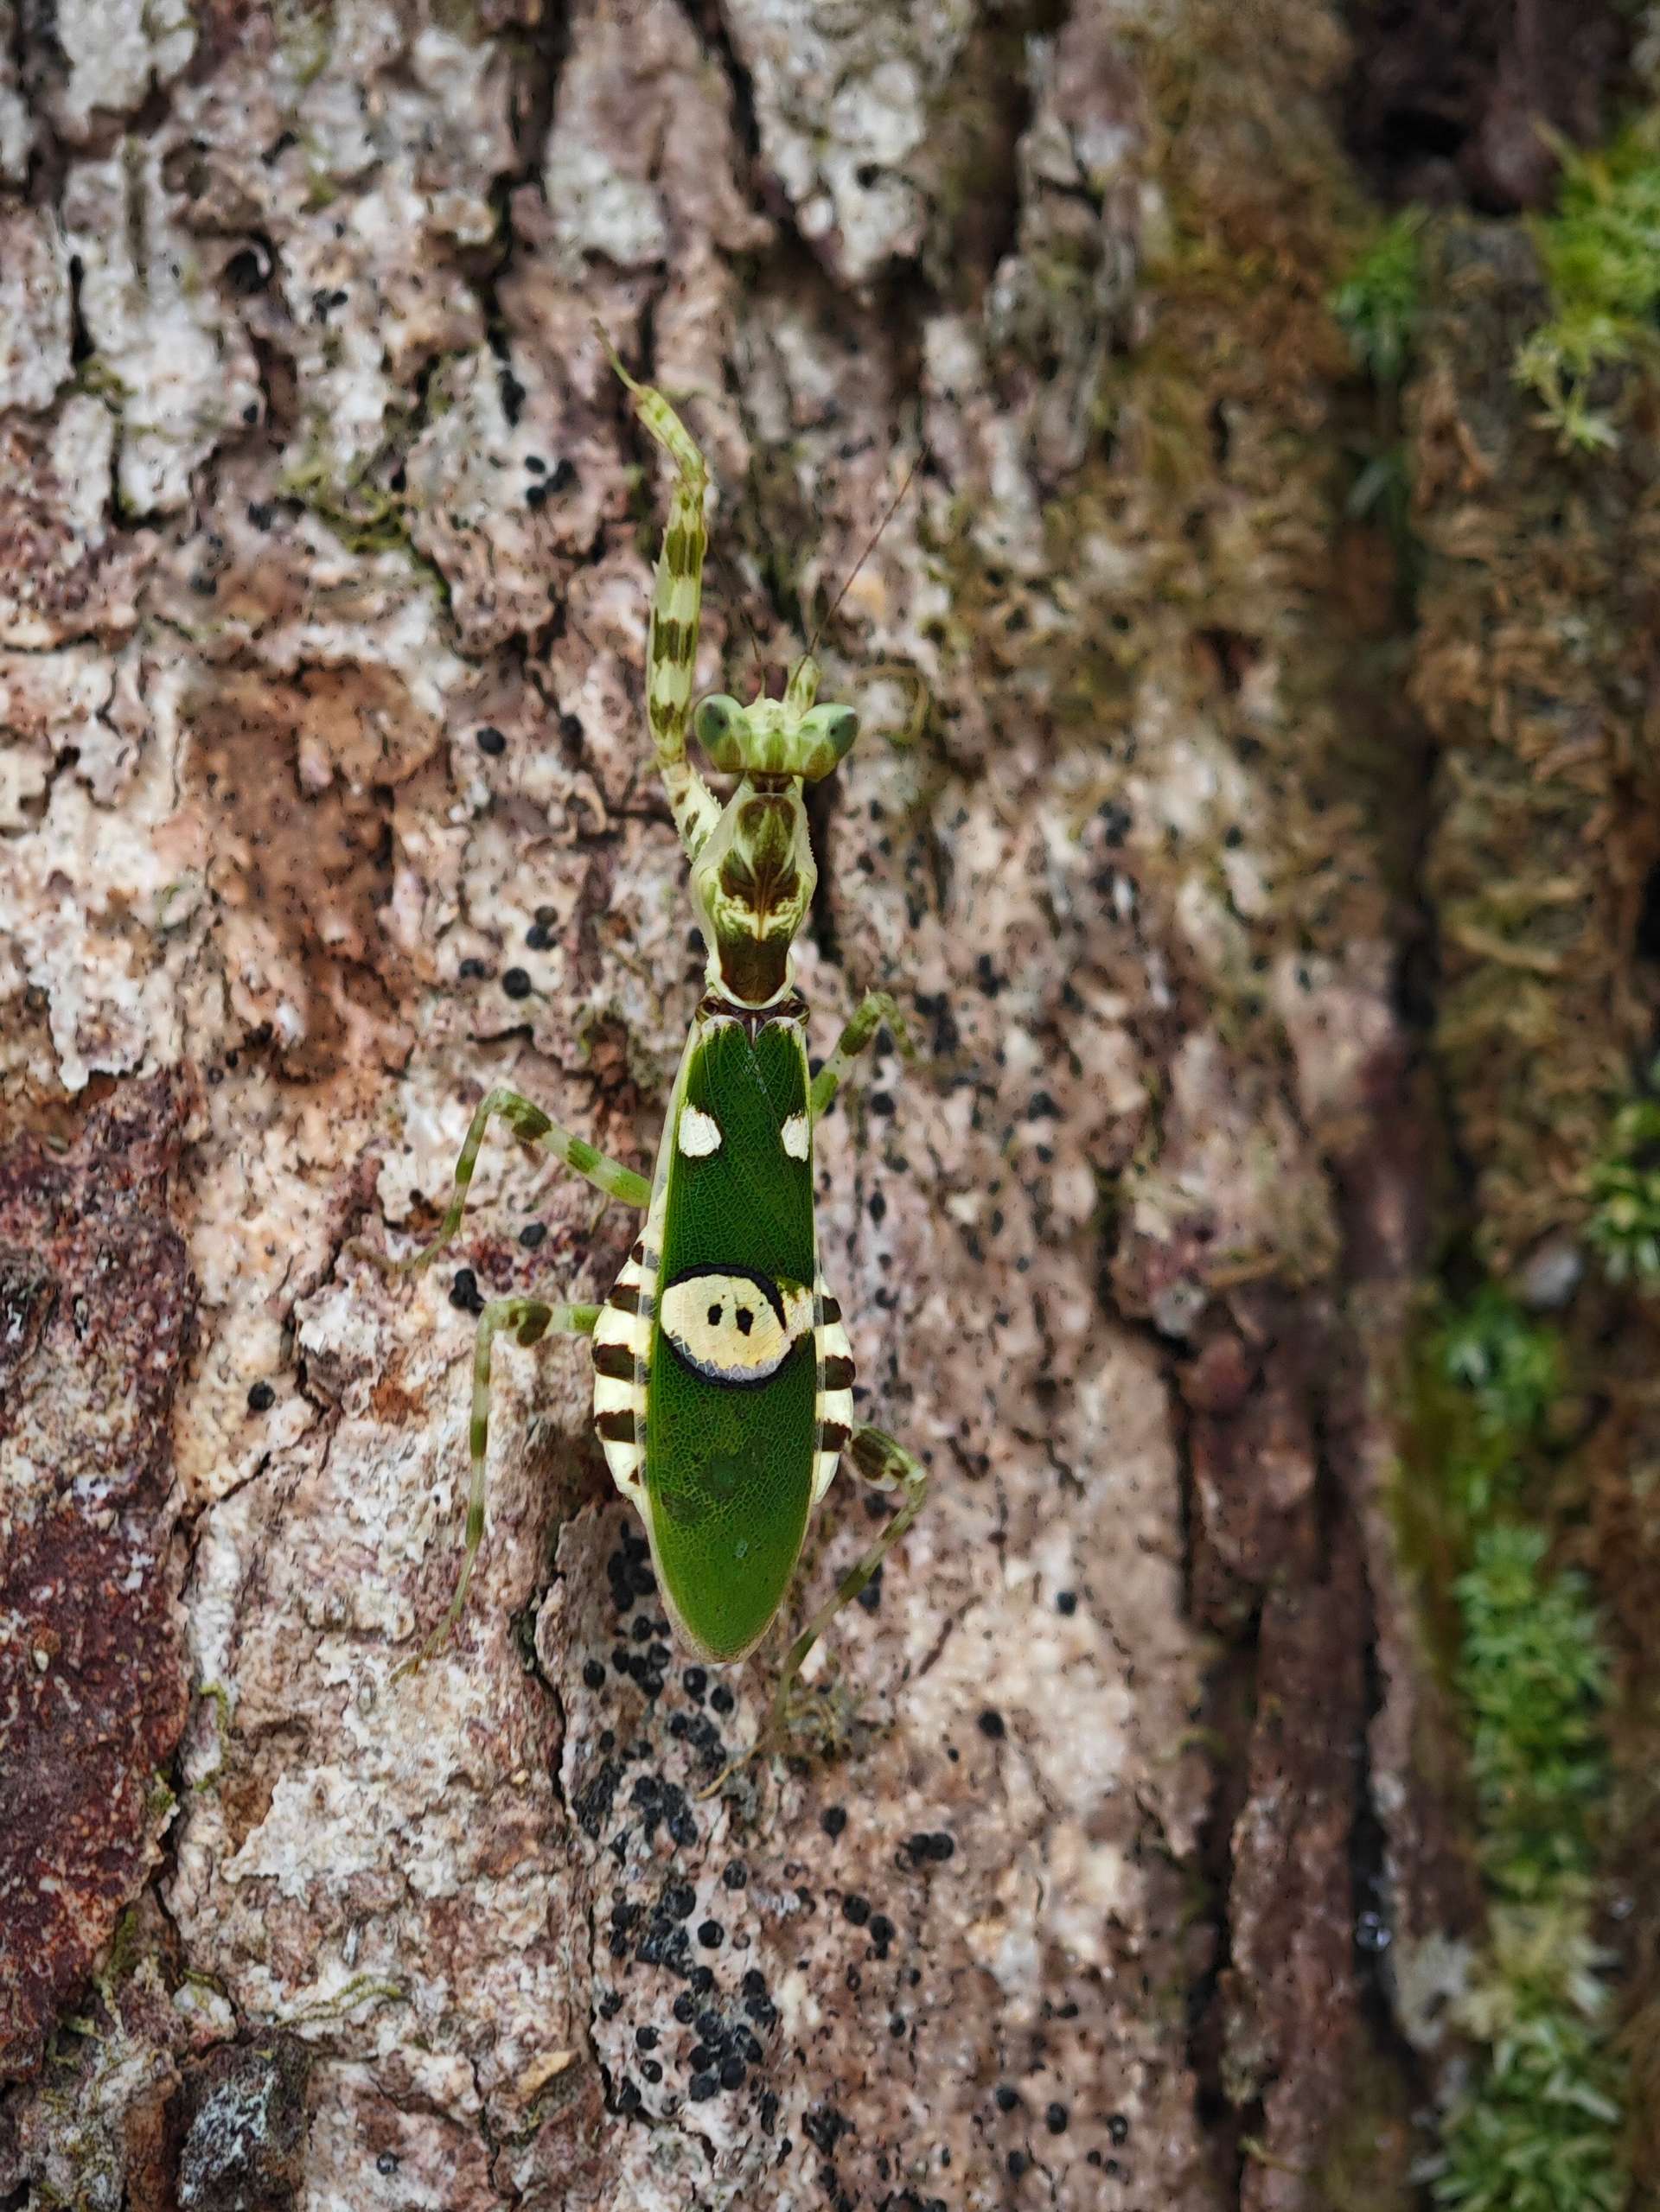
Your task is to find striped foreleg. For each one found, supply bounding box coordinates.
[597,328,722,857]
[395,1295,601,1680]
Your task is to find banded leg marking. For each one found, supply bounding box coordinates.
[813,1278,856,1503]
[597,328,722,859]
[591,1248,656,1513]
[397,1295,601,1680]
[398,1086,649,1273]
[810,992,915,1121]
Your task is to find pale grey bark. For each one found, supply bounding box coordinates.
[0,3,1461,2208]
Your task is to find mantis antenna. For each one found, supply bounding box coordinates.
[804,444,927,662]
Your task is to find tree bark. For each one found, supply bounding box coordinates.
[0,2,1541,2207]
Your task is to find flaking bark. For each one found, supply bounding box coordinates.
[0,3,1511,2207]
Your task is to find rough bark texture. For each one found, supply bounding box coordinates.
[0,1,1557,2207]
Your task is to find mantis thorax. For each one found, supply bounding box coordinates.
[688,655,857,1009]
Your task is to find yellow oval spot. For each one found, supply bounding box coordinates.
[660,1268,795,1384]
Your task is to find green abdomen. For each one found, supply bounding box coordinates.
[644,1012,818,1661]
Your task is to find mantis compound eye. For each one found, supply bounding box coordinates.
[797,704,859,780]
[694,695,744,769]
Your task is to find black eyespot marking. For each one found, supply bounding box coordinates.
[659,1265,801,1387]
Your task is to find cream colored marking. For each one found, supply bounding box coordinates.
[781,1111,809,1160]
[660,1270,809,1385]
[678,1104,723,1157]
[594,1188,667,1512]
[812,1275,856,1502]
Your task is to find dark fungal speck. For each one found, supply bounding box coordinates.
[1057,1590,1078,1616]
[688,2071,718,2102]
[635,2025,658,2051]
[449,1268,484,1316]
[689,1966,715,1994]
[977,1708,1006,1739]
[841,1894,870,1927]
[583,1660,605,1690]
[519,1221,546,1249]
[723,1860,748,1890]
[718,2054,745,2090]
[476,724,507,756]
[457,956,488,980]
[673,1993,695,2024]
[1108,2113,1130,2145]
[1008,2150,1029,2178]
[1046,2102,1069,2134]
[683,1666,706,1699]
[246,1381,275,1413]
[742,1967,767,1997]
[502,966,533,1000]
[995,2084,1019,2113]
[526,922,551,950]
[226,245,268,295]
[820,1804,846,1839]
[710,1683,735,1714]
[698,1920,723,1947]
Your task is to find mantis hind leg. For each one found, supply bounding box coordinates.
[391,1087,649,1277]
[698,1424,929,1795]
[396,1295,601,1680]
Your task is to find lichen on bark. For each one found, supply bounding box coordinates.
[0,0,1604,2205]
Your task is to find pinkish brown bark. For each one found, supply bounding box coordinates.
[0,3,1479,2208]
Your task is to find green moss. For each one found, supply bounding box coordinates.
[1587,1087,1660,1283]
[1456,1524,1609,1899]
[1440,1287,1564,1441]
[1435,1908,1624,2211]
[1332,209,1427,386]
[279,450,413,557]
[1516,123,1660,451]
[1394,1278,1628,2204]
